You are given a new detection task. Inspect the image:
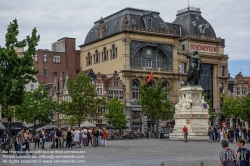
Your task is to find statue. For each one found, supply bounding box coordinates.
[182,50,203,86]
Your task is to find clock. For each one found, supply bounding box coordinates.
[147,49,151,55]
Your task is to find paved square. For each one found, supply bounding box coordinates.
[1,139,250,166]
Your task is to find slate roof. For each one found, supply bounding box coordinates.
[172,7,216,38]
[82,7,169,47]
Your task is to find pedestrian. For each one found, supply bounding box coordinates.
[209,126,215,143]
[102,128,108,146]
[16,128,24,156]
[56,128,63,148]
[229,127,235,143]
[242,126,247,142]
[41,128,46,149]
[235,125,240,142]
[82,127,87,147]
[73,127,81,148]
[98,128,102,146]
[87,128,92,146]
[24,130,32,155]
[1,131,7,143]
[33,131,40,149]
[220,126,224,141]
[182,126,188,142]
[214,125,218,142]
[236,138,250,166]
[146,130,149,139]
[219,140,236,166]
[66,127,72,148]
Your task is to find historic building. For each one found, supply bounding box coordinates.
[79,7,229,133]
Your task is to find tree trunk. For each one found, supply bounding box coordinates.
[33,119,37,135]
[8,117,12,137]
[155,119,159,139]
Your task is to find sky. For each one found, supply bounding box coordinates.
[0,0,250,78]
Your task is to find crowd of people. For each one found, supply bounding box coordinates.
[207,125,250,143]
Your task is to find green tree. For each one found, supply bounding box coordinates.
[90,96,107,123]
[0,19,40,136]
[16,84,59,133]
[105,97,126,132]
[240,93,250,124]
[60,72,97,127]
[221,95,242,128]
[138,82,173,139]
[202,92,216,124]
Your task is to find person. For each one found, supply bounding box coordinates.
[102,128,108,146]
[219,140,236,166]
[56,128,63,148]
[1,131,7,143]
[87,128,92,146]
[248,127,250,143]
[146,130,149,139]
[235,125,240,142]
[82,127,88,147]
[24,130,32,155]
[16,128,24,156]
[182,126,188,142]
[236,138,250,166]
[242,126,247,142]
[229,127,235,143]
[220,126,224,141]
[41,128,46,149]
[66,127,72,148]
[181,50,203,86]
[73,128,81,148]
[33,131,40,149]
[209,126,215,143]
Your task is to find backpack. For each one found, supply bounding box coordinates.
[87,131,90,136]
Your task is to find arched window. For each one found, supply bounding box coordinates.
[86,52,91,66]
[34,54,38,62]
[131,79,140,100]
[95,50,99,63]
[44,54,47,62]
[162,80,170,99]
[112,44,117,59]
[147,80,155,87]
[103,47,107,61]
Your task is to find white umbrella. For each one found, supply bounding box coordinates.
[36,124,56,131]
[80,120,96,127]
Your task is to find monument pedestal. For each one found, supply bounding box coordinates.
[170,86,210,140]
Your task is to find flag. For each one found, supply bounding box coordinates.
[146,69,154,84]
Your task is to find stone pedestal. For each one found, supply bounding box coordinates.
[170,86,210,140]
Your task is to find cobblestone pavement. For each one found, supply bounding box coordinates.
[1,139,250,166]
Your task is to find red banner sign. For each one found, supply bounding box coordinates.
[189,43,217,53]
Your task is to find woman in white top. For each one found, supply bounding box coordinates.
[73,128,81,148]
[220,126,224,141]
[82,128,88,147]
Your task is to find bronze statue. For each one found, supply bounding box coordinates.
[182,50,203,86]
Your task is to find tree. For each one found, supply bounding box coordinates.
[240,93,250,124]
[0,19,40,136]
[221,95,242,128]
[60,72,97,127]
[105,97,126,132]
[202,92,216,124]
[90,96,107,124]
[138,82,173,139]
[16,84,59,133]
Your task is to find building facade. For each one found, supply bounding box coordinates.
[79,7,229,132]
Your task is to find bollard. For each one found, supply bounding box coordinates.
[200,161,204,166]
[160,162,164,166]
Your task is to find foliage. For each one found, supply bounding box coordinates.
[221,95,242,127]
[60,72,97,127]
[0,19,39,135]
[202,92,216,123]
[16,84,59,132]
[240,93,250,123]
[90,96,107,122]
[105,97,126,130]
[137,82,173,138]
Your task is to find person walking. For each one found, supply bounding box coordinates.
[66,127,73,148]
[102,128,108,146]
[24,130,32,155]
[235,125,240,142]
[33,131,40,149]
[82,128,88,147]
[74,128,81,148]
[182,126,188,142]
[209,126,215,143]
[16,128,24,156]
[229,127,235,143]
[1,131,7,143]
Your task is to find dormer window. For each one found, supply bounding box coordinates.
[147,19,152,28]
[142,12,153,29]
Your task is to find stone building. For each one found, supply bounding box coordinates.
[79,7,229,133]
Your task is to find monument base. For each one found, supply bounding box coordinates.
[169,86,210,141]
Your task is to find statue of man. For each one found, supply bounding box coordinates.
[182,50,203,86]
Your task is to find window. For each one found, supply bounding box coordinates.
[242,87,247,95]
[97,119,103,124]
[162,80,170,99]
[236,87,240,96]
[31,84,34,91]
[219,84,223,94]
[131,79,140,100]
[103,47,107,61]
[53,55,61,63]
[147,19,152,28]
[179,62,186,73]
[44,54,47,62]
[86,52,92,65]
[114,77,118,86]
[220,66,224,76]
[44,69,48,77]
[34,54,38,62]
[182,44,185,51]
[119,90,124,99]
[95,50,99,63]
[96,84,103,95]
[111,44,117,59]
